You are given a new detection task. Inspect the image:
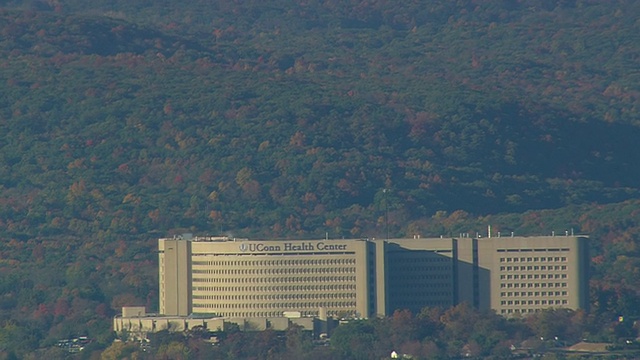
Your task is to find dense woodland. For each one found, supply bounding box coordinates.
[0,0,640,358]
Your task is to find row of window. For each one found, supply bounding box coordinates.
[193,284,356,292]
[500,299,568,307]
[193,292,356,301]
[192,258,356,266]
[202,311,326,318]
[500,273,567,280]
[500,256,567,263]
[193,275,357,283]
[500,265,567,271]
[501,282,567,289]
[500,291,568,297]
[500,306,567,314]
[192,267,356,275]
[195,285,355,295]
[193,301,356,309]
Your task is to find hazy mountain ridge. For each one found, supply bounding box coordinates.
[1,3,639,239]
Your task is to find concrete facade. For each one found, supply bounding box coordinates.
[159,237,192,316]
[478,236,589,315]
[158,235,589,318]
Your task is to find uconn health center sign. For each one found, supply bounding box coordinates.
[239,242,348,253]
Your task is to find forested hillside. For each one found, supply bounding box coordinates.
[0,0,639,357]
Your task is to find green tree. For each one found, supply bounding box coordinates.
[330,320,382,360]
[156,341,191,360]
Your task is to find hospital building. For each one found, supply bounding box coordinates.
[158,234,589,318]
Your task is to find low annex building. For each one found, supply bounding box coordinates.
[112,306,327,336]
[158,234,589,319]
